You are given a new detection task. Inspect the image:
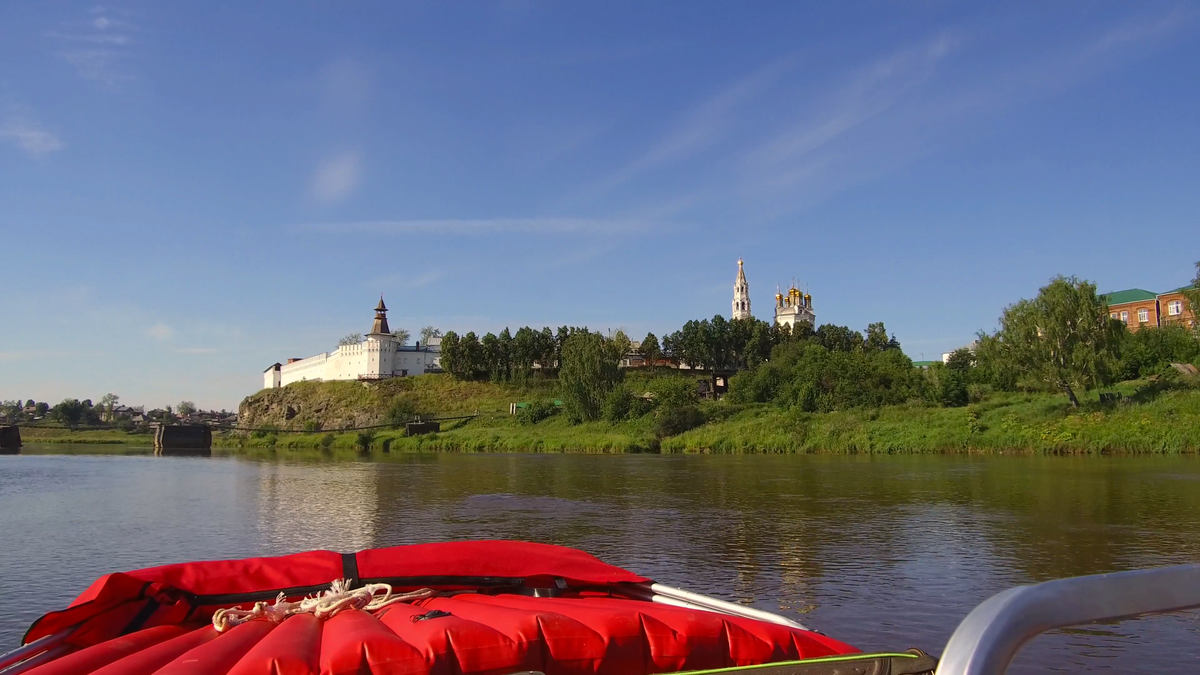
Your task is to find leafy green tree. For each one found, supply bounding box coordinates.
[177,401,196,416]
[865,322,900,351]
[709,315,732,371]
[51,399,86,427]
[390,328,411,346]
[497,328,513,381]
[559,331,623,422]
[512,327,537,382]
[99,393,119,414]
[481,332,502,381]
[992,275,1122,407]
[974,332,1019,391]
[339,333,363,346]
[669,319,714,372]
[460,332,483,379]
[440,331,464,378]
[638,332,661,368]
[727,342,920,411]
[603,386,634,421]
[605,329,632,364]
[815,324,864,352]
[935,349,974,407]
[1184,261,1200,327]
[25,399,35,409]
[34,402,48,416]
[744,320,773,367]
[727,318,757,368]
[555,326,571,368]
[419,326,441,345]
[1118,323,1200,379]
[537,327,558,371]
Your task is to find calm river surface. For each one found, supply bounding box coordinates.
[2,445,1199,672]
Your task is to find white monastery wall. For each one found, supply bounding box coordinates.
[272,338,436,388]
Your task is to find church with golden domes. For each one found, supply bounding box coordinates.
[731,260,815,328]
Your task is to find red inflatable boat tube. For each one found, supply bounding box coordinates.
[14,541,857,675]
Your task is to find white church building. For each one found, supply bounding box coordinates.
[263,297,441,389]
[730,260,816,328]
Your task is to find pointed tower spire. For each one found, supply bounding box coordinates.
[732,259,752,320]
[369,295,391,336]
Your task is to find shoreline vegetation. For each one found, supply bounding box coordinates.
[12,270,1200,456]
[18,371,1200,455]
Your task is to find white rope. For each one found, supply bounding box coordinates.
[212,579,436,632]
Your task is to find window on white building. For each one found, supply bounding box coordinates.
[1168,300,1183,316]
[1138,308,1149,323]
[1120,311,1129,323]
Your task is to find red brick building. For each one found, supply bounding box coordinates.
[1158,286,1197,329]
[1103,288,1160,331]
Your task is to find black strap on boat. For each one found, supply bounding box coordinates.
[341,552,360,588]
[411,609,452,622]
[119,598,160,636]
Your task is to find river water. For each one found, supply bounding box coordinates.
[2,445,1198,672]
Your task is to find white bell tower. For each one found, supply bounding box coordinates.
[732,259,752,320]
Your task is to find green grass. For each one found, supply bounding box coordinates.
[219,374,1200,455]
[663,379,1200,454]
[15,427,152,444]
[22,373,1197,455]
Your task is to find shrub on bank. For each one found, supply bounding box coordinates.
[728,342,922,411]
[518,399,559,425]
[655,405,705,438]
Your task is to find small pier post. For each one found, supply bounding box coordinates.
[154,425,212,456]
[0,426,20,453]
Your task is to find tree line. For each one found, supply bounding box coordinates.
[0,395,218,428]
[438,317,901,384]
[433,262,1199,424]
[439,326,627,383]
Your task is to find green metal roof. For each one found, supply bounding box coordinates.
[1102,288,1158,305]
[1159,285,1198,296]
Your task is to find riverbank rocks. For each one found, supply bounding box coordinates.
[238,380,395,432]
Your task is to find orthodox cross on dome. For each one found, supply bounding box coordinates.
[369,295,391,336]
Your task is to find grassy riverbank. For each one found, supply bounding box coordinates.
[20,374,1197,454]
[216,373,1200,455]
[15,427,151,444]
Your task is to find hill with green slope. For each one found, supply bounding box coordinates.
[225,372,1200,455]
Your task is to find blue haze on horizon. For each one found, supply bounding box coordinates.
[1,2,1198,410]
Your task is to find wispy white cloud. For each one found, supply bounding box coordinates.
[298,217,667,236]
[743,34,959,182]
[716,9,1190,216]
[311,150,363,204]
[147,323,174,340]
[49,7,136,88]
[0,111,64,157]
[578,58,795,198]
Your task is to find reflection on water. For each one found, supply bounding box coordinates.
[2,445,1198,673]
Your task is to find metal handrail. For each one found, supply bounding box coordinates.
[936,564,1200,675]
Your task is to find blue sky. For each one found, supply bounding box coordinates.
[2,2,1198,410]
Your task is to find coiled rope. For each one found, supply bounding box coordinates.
[212,579,436,632]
